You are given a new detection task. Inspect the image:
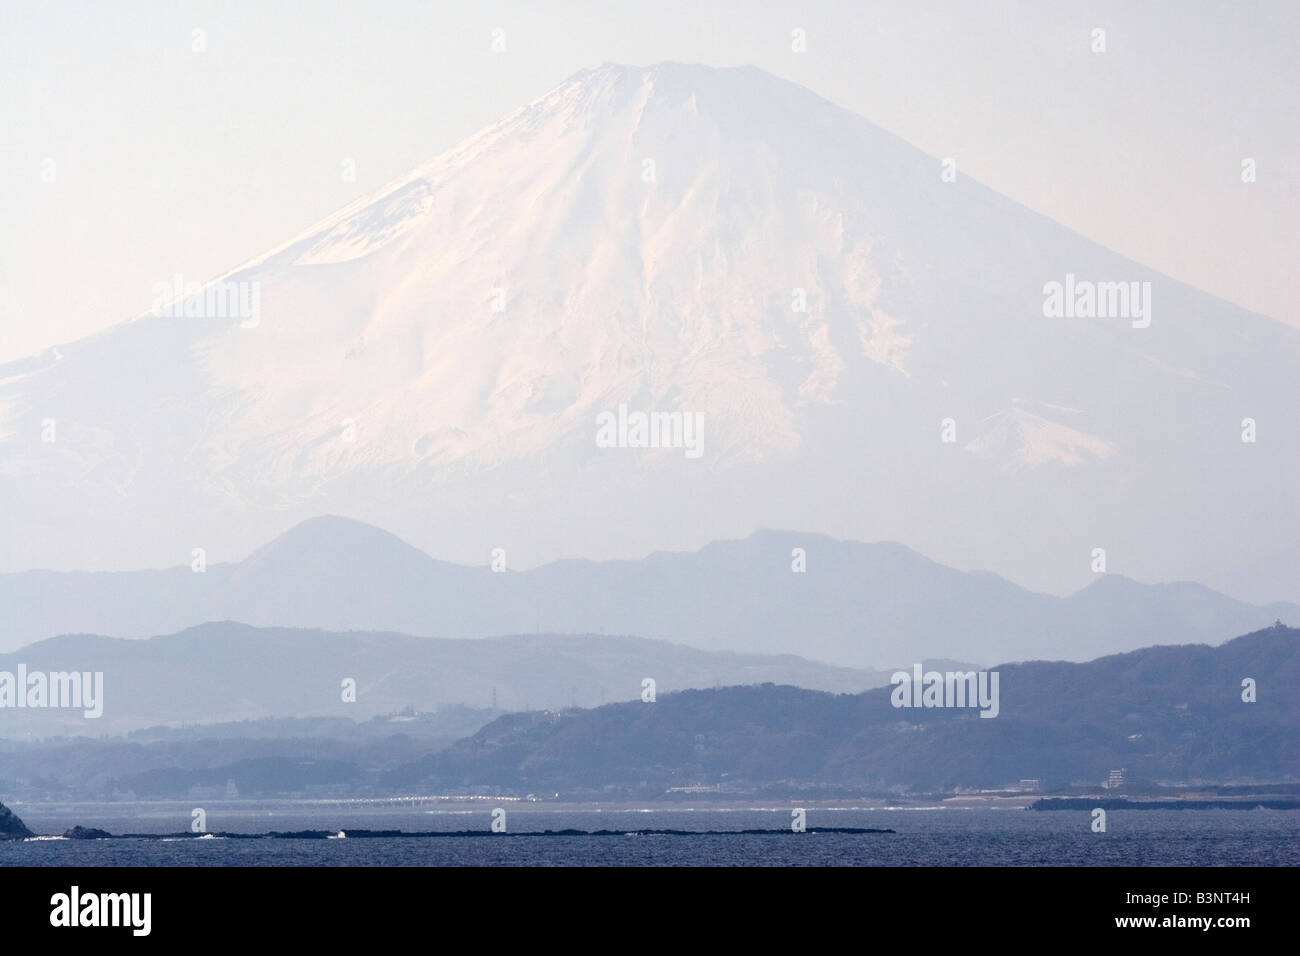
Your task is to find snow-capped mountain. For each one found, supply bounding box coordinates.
[1,63,1296,599]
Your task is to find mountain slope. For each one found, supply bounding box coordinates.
[0,623,890,737]
[0,63,1295,598]
[386,625,1300,792]
[0,516,1294,667]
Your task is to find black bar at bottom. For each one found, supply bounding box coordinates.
[5,866,1281,942]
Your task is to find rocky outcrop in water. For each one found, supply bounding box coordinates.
[63,825,113,839]
[0,801,33,839]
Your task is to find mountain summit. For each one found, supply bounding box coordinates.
[2,515,1294,665]
[1,63,1295,597]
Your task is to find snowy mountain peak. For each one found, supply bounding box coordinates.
[0,64,1296,600]
[965,405,1116,470]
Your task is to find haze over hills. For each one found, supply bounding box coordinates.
[0,623,891,737]
[0,516,1293,667]
[0,63,1294,601]
[0,711,502,801]
[4,625,1294,799]
[387,625,1300,794]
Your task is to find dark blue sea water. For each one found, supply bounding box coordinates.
[3,803,1295,866]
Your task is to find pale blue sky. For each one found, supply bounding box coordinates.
[2,0,1295,361]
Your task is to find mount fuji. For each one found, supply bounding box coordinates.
[1,63,1296,600]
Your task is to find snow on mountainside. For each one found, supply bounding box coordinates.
[0,63,1296,599]
[964,402,1116,470]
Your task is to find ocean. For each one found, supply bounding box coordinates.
[2,803,1295,866]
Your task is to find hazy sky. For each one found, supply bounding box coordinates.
[1,0,1295,362]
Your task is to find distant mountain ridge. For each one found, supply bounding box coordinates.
[0,623,892,737]
[6,627,1294,799]
[0,515,1293,667]
[386,625,1300,793]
